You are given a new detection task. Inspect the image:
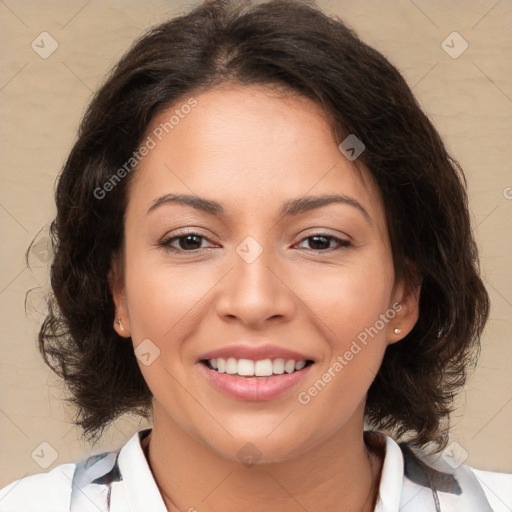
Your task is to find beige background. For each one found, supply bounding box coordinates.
[0,0,511,488]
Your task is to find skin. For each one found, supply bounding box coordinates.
[110,84,420,512]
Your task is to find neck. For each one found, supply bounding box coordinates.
[144,404,383,512]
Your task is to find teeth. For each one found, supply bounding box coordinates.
[206,357,310,376]
[284,360,296,373]
[226,357,238,375]
[273,358,285,374]
[294,360,306,371]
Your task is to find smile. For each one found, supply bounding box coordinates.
[202,357,314,377]
[198,358,315,401]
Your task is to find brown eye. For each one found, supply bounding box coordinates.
[296,234,351,252]
[160,233,207,251]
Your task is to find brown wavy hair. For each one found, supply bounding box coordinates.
[34,0,490,448]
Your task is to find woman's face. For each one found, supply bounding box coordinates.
[112,84,418,463]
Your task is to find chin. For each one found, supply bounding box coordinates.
[198,424,320,467]
[210,439,306,467]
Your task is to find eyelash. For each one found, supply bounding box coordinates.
[159,231,351,254]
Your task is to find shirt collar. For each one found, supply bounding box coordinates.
[367,431,405,512]
[117,428,405,512]
[117,428,167,512]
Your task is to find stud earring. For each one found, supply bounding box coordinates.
[118,318,124,331]
[394,328,402,334]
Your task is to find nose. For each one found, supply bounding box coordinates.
[215,238,296,329]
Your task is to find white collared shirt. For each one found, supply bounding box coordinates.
[0,428,510,511]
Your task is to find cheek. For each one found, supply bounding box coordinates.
[123,244,214,340]
[122,250,229,409]
[296,256,394,343]
[293,278,392,442]
[293,251,395,398]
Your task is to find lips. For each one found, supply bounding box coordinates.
[198,344,315,362]
[196,343,316,401]
[198,361,314,401]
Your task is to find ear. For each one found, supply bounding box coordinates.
[108,253,132,338]
[387,262,421,345]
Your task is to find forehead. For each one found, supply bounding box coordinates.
[128,84,385,227]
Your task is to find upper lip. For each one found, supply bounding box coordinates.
[198,344,315,362]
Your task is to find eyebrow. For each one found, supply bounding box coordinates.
[146,193,371,222]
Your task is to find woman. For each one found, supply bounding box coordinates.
[0,0,509,510]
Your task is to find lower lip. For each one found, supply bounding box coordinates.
[198,363,314,401]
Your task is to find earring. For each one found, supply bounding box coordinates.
[118,318,124,331]
[394,328,402,334]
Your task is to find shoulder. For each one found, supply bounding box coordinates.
[468,466,512,512]
[365,430,512,512]
[0,446,124,512]
[0,429,154,512]
[0,462,77,512]
[398,439,512,512]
